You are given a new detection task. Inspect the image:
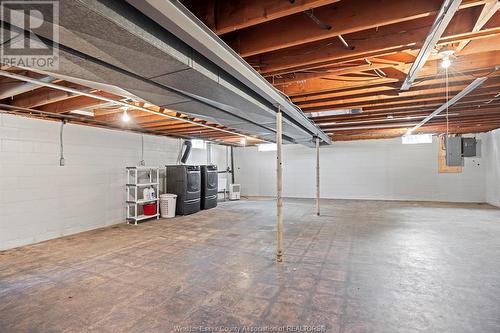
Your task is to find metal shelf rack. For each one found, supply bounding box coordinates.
[126,166,160,225]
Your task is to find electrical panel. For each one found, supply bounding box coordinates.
[462,138,477,157]
[445,137,463,167]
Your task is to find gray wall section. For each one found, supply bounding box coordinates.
[0,114,228,250]
[485,129,500,207]
[234,135,491,203]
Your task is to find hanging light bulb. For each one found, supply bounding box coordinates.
[438,48,454,69]
[240,137,247,146]
[121,109,130,122]
[441,56,451,69]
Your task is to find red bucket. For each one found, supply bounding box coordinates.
[143,203,157,216]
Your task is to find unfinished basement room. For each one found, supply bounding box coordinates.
[1,0,500,332]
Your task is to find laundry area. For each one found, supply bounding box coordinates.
[0,1,500,332]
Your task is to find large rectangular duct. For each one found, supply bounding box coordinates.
[1,0,330,145]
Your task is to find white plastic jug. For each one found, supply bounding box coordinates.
[143,187,151,200]
[149,187,156,199]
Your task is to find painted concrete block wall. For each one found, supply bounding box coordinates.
[234,136,486,203]
[0,114,227,250]
[485,129,500,207]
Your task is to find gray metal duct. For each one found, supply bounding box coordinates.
[1,0,330,145]
[125,0,331,145]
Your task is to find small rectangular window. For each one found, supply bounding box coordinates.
[258,143,277,151]
[191,139,206,149]
[402,134,433,144]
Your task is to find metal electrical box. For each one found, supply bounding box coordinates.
[462,138,477,157]
[446,137,463,166]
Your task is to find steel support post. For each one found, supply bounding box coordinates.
[316,137,320,216]
[276,109,284,262]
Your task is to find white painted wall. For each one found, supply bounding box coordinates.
[1,112,495,250]
[0,114,228,250]
[484,129,500,207]
[234,135,487,203]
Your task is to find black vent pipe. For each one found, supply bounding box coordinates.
[180,140,192,164]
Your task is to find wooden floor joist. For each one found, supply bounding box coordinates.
[1,0,498,142]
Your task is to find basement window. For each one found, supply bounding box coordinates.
[402,134,433,145]
[258,143,277,152]
[191,139,206,149]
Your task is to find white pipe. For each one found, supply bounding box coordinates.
[276,108,284,263]
[139,134,145,166]
[59,121,65,166]
[0,70,265,141]
[325,122,419,132]
[338,35,350,49]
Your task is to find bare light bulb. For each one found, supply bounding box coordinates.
[240,137,247,146]
[122,110,130,122]
[441,56,451,69]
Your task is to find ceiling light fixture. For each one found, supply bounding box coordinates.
[441,56,452,69]
[438,49,455,69]
[307,108,363,118]
[240,137,247,146]
[121,108,130,122]
[439,49,454,69]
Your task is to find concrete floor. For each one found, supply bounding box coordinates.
[1,198,499,333]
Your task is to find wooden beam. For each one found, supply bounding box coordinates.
[456,1,500,52]
[296,76,500,108]
[329,121,500,137]
[359,94,499,113]
[212,0,340,34]
[300,87,499,112]
[331,123,500,140]
[226,0,487,57]
[37,91,118,114]
[256,13,500,77]
[281,50,500,95]
[271,62,397,85]
[321,112,500,130]
[293,74,500,104]
[312,103,500,124]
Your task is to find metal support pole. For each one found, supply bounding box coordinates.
[276,108,284,263]
[315,137,320,216]
[225,146,230,201]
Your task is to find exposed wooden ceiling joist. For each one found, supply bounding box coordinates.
[4,0,498,142]
[184,0,341,35]
[253,11,500,78]
[224,0,487,57]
